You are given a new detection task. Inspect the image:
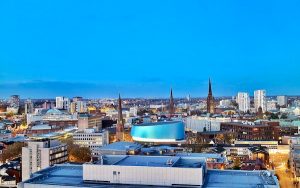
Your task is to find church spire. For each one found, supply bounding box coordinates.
[207,78,215,114]
[116,94,124,141]
[208,78,212,95]
[169,88,175,117]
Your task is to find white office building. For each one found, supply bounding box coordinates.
[254,90,267,113]
[129,107,138,117]
[22,139,68,181]
[237,92,250,113]
[73,129,109,156]
[277,95,288,107]
[219,99,231,107]
[55,96,70,110]
[267,100,278,111]
[185,116,231,132]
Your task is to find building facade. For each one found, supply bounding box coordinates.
[237,92,250,113]
[254,90,267,113]
[22,139,68,181]
[277,95,288,107]
[220,121,280,141]
[73,129,109,156]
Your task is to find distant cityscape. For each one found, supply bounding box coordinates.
[0,79,300,187]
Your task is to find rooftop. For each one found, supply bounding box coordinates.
[98,142,142,152]
[133,121,182,127]
[95,155,204,168]
[205,170,278,188]
[22,164,279,188]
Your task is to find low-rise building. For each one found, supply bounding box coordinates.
[19,155,279,188]
[185,116,231,133]
[77,114,102,131]
[73,129,109,156]
[220,121,280,141]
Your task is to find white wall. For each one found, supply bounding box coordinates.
[83,164,203,187]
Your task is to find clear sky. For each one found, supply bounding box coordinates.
[0,0,300,98]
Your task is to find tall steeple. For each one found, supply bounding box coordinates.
[116,94,124,141]
[207,78,215,114]
[208,78,212,95]
[169,88,175,117]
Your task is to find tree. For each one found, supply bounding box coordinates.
[224,133,234,144]
[60,137,91,163]
[0,142,25,163]
[233,157,241,170]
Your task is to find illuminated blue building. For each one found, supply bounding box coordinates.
[130,121,185,143]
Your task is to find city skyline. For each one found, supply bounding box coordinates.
[1,0,300,98]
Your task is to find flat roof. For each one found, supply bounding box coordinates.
[133,121,182,127]
[96,155,204,168]
[204,170,278,188]
[222,122,271,128]
[23,164,278,188]
[98,142,142,151]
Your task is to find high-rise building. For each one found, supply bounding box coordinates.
[76,101,87,113]
[22,139,68,181]
[207,79,215,114]
[43,101,53,109]
[254,90,267,113]
[25,99,34,114]
[237,92,250,113]
[9,95,20,108]
[55,96,70,110]
[116,94,124,141]
[277,95,288,107]
[129,107,138,117]
[267,100,278,111]
[72,96,83,103]
[169,88,175,117]
[55,97,64,109]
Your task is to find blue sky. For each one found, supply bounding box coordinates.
[0,0,300,98]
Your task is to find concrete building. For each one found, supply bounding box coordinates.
[9,95,20,108]
[21,139,68,181]
[77,114,102,131]
[185,116,231,132]
[219,99,231,107]
[129,107,138,117]
[19,155,279,188]
[73,129,109,156]
[267,100,278,112]
[220,121,280,141]
[55,97,70,110]
[277,95,288,107]
[25,99,34,115]
[93,142,142,156]
[237,92,250,113]
[254,90,267,113]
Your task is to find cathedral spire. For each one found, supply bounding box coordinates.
[116,94,124,141]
